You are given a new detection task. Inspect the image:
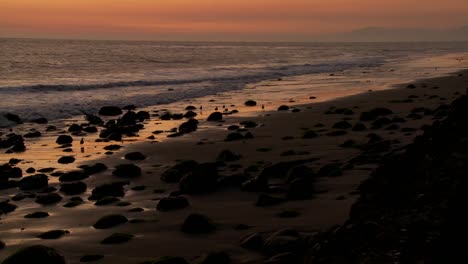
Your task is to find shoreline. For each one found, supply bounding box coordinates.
[1,63,468,263]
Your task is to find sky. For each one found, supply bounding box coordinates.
[0,0,467,41]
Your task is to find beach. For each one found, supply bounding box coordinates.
[1,48,468,263]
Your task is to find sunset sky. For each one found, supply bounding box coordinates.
[1,0,467,41]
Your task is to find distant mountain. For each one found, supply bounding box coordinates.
[322,26,468,42]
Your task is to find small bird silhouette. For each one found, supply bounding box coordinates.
[215,107,218,110]
[80,138,84,145]
[262,104,265,110]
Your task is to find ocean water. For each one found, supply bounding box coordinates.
[0,39,467,124]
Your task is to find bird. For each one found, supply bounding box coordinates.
[80,138,84,145]
[262,104,265,110]
[215,107,218,111]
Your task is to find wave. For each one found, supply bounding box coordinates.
[0,58,383,93]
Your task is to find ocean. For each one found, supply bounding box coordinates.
[0,39,467,125]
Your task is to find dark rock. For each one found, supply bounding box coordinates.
[136,111,150,121]
[181,213,216,234]
[24,211,49,218]
[26,167,35,173]
[157,196,190,211]
[24,131,42,138]
[31,117,48,124]
[83,126,98,133]
[278,105,290,111]
[99,106,122,116]
[143,256,189,264]
[360,108,393,121]
[241,176,268,192]
[303,130,318,139]
[124,152,146,161]
[57,156,75,164]
[326,130,347,136]
[185,105,197,111]
[81,163,107,176]
[256,194,286,207]
[56,135,73,145]
[179,163,219,194]
[100,233,134,244]
[35,193,62,205]
[104,144,122,151]
[94,197,120,206]
[1,245,65,264]
[161,160,199,183]
[352,123,367,131]
[113,164,142,178]
[0,201,17,215]
[68,124,82,132]
[318,163,343,177]
[38,230,70,239]
[60,182,87,195]
[225,132,244,141]
[199,252,230,264]
[244,100,257,106]
[59,171,87,182]
[89,182,127,200]
[240,233,264,250]
[240,120,258,128]
[264,252,298,264]
[216,150,241,162]
[93,214,128,229]
[287,178,314,200]
[18,174,48,191]
[80,255,104,262]
[333,121,352,129]
[4,113,21,123]
[178,119,199,134]
[183,111,197,118]
[207,112,223,121]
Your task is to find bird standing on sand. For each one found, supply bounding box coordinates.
[80,138,84,145]
[262,104,265,110]
[215,107,218,111]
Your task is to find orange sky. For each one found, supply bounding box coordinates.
[1,0,467,40]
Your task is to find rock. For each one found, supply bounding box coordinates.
[38,230,70,239]
[244,100,257,106]
[227,125,240,130]
[183,111,197,118]
[263,233,304,256]
[59,171,87,182]
[100,233,134,244]
[35,193,62,205]
[81,163,108,176]
[0,164,22,179]
[24,131,42,138]
[207,112,223,121]
[1,245,65,264]
[360,108,393,121]
[113,164,142,178]
[57,156,75,164]
[240,233,264,250]
[143,256,189,264]
[89,182,127,200]
[4,113,21,123]
[199,252,230,264]
[83,126,98,133]
[240,120,258,128]
[216,150,241,162]
[0,201,17,215]
[24,211,49,218]
[94,197,120,206]
[278,105,290,111]
[181,213,216,234]
[93,214,128,229]
[157,196,190,211]
[352,123,367,131]
[406,84,416,89]
[60,182,87,195]
[79,255,104,262]
[68,124,82,132]
[241,176,268,192]
[18,174,48,191]
[31,117,48,124]
[333,121,352,129]
[179,163,219,194]
[225,132,244,141]
[136,111,150,121]
[185,105,197,111]
[0,240,4,249]
[178,119,199,134]
[256,194,286,207]
[161,160,199,183]
[26,167,35,173]
[56,135,73,145]
[98,106,122,116]
[264,252,298,264]
[318,163,343,177]
[287,178,314,200]
[124,152,146,161]
[303,130,318,139]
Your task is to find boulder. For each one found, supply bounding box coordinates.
[124,152,146,161]
[98,106,122,116]
[60,182,87,195]
[244,100,257,106]
[181,213,216,234]
[157,196,190,211]
[93,214,128,229]
[57,156,75,164]
[100,233,134,244]
[18,174,48,191]
[1,245,65,264]
[56,135,73,145]
[207,112,223,121]
[38,230,70,239]
[35,193,62,205]
[179,163,219,194]
[161,160,199,183]
[278,105,290,111]
[0,201,17,215]
[113,164,142,178]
